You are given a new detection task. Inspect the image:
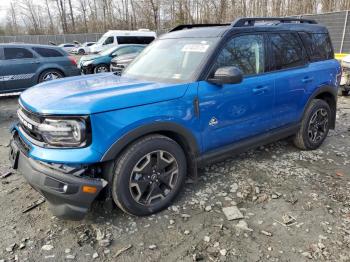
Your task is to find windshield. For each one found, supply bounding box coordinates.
[122,38,218,82]
[99,46,117,56]
[96,35,107,45]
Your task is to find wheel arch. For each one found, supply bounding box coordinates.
[303,85,337,129]
[100,122,200,179]
[37,67,65,83]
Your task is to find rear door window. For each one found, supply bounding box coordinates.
[299,32,334,61]
[269,33,306,70]
[32,47,63,57]
[4,47,34,59]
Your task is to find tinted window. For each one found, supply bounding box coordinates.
[214,34,265,75]
[104,37,114,45]
[300,32,334,61]
[32,47,63,57]
[137,37,155,44]
[117,36,154,45]
[64,44,74,47]
[87,43,95,46]
[112,46,140,56]
[4,47,33,59]
[270,33,306,70]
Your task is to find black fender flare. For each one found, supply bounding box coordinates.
[100,122,200,163]
[301,85,337,129]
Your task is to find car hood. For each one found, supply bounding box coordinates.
[80,54,101,62]
[112,53,138,63]
[20,73,190,115]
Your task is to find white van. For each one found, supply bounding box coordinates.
[90,29,156,54]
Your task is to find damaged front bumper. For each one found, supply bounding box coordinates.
[10,132,107,220]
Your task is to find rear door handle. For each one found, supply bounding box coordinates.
[302,76,314,83]
[252,85,269,94]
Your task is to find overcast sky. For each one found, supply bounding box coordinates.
[0,0,11,24]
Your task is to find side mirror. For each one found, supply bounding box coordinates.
[208,66,243,85]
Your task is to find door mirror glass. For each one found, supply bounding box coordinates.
[208,66,243,85]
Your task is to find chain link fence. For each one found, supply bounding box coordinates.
[0,33,104,45]
[1,11,350,53]
[299,11,349,53]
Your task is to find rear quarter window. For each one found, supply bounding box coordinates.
[32,47,63,57]
[299,32,334,61]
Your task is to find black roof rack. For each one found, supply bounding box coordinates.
[169,23,230,32]
[231,17,317,27]
[169,17,318,33]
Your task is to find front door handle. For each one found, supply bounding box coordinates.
[302,76,314,83]
[252,85,269,94]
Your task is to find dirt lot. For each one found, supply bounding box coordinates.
[0,95,349,262]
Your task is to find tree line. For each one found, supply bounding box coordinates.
[2,0,350,36]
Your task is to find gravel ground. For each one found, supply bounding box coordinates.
[0,95,349,262]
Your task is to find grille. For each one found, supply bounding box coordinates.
[17,105,44,142]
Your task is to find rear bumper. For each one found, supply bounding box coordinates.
[65,67,81,77]
[10,134,107,220]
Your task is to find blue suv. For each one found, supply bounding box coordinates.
[10,18,341,220]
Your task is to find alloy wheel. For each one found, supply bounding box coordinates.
[129,150,179,206]
[307,108,329,143]
[42,72,61,81]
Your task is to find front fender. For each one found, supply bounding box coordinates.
[100,121,200,162]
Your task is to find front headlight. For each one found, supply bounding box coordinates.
[37,118,88,147]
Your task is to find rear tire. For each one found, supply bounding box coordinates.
[293,99,331,150]
[38,69,63,83]
[112,135,187,216]
[78,49,85,55]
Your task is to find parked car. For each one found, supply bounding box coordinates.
[110,50,144,75]
[10,17,340,220]
[71,42,96,55]
[0,44,80,94]
[339,54,350,96]
[79,44,145,74]
[89,29,155,54]
[58,43,76,53]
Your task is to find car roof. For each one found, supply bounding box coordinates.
[0,43,64,49]
[162,18,329,39]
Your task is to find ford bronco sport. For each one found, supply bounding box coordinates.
[10,18,341,220]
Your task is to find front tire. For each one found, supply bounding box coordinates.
[293,99,331,150]
[93,64,109,74]
[112,135,187,216]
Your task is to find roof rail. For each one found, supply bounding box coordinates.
[169,23,230,32]
[231,17,318,27]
